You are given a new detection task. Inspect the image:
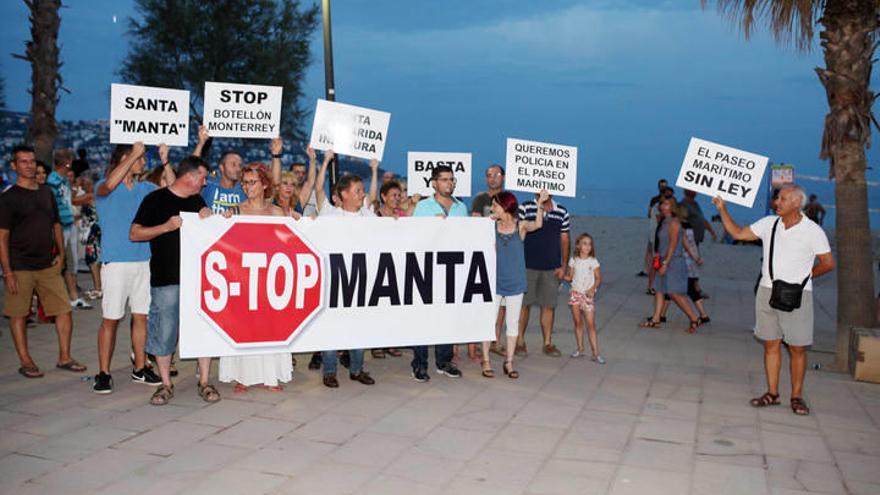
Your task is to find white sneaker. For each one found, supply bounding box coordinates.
[591,355,607,365]
[570,350,586,358]
[71,298,92,309]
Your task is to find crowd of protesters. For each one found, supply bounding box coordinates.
[0,132,834,417]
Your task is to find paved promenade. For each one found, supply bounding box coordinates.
[0,223,878,495]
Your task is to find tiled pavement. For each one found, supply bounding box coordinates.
[1,252,878,494]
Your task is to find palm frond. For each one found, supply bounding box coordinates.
[704,0,823,51]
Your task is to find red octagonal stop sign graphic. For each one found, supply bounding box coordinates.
[199,222,323,346]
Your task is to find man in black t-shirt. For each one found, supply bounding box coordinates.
[0,145,87,378]
[131,155,220,405]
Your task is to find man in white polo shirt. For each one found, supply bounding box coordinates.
[713,184,834,416]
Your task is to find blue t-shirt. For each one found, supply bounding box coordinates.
[518,199,570,270]
[46,170,74,227]
[201,178,244,214]
[412,195,468,217]
[96,179,156,263]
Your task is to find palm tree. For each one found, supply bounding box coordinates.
[13,0,63,165]
[708,0,878,370]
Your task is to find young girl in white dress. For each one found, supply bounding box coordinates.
[565,233,604,363]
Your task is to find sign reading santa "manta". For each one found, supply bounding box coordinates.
[110,84,190,146]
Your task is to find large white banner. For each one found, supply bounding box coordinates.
[308,99,391,161]
[109,83,190,146]
[180,213,496,358]
[203,81,283,139]
[407,152,472,197]
[505,138,578,197]
[675,137,768,207]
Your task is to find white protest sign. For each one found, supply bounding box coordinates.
[505,138,578,197]
[109,83,190,146]
[309,99,391,161]
[407,152,472,197]
[202,81,283,139]
[179,214,496,358]
[675,137,768,207]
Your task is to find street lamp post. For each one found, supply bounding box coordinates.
[321,0,338,190]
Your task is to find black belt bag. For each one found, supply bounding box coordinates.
[768,218,809,312]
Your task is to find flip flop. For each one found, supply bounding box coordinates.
[18,366,44,378]
[56,360,87,372]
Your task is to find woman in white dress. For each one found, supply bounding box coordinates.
[218,163,293,392]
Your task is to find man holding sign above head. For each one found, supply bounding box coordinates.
[410,165,468,382]
[516,193,570,357]
[312,150,379,388]
[713,184,834,417]
[193,125,244,214]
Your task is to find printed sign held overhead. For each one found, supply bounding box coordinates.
[407,152,472,197]
[110,83,190,146]
[203,82,283,139]
[505,138,578,198]
[308,99,391,161]
[675,137,768,207]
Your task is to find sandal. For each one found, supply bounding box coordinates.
[56,360,87,372]
[18,366,44,378]
[639,317,662,328]
[646,288,656,295]
[686,320,699,334]
[385,348,403,357]
[790,397,810,416]
[481,361,495,378]
[233,383,248,393]
[149,384,174,406]
[198,383,221,403]
[503,361,519,379]
[749,392,780,408]
[371,349,386,359]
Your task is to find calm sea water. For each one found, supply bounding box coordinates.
[525,183,880,229]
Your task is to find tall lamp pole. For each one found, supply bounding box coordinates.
[321,0,338,190]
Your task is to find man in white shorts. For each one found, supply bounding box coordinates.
[92,142,173,393]
[713,184,834,416]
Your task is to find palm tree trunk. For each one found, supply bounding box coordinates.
[17,0,62,165]
[815,0,878,370]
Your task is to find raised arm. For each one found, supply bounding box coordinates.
[314,150,334,210]
[97,141,145,196]
[158,143,176,186]
[367,159,379,207]
[297,146,318,208]
[270,136,283,186]
[520,190,549,237]
[192,125,209,158]
[712,196,758,241]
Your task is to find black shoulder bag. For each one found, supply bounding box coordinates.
[768,218,810,312]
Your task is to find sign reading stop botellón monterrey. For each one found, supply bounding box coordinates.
[198,221,323,348]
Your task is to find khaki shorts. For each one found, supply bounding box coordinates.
[523,269,560,308]
[3,265,72,317]
[755,286,814,346]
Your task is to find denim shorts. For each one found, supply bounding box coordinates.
[146,285,180,356]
